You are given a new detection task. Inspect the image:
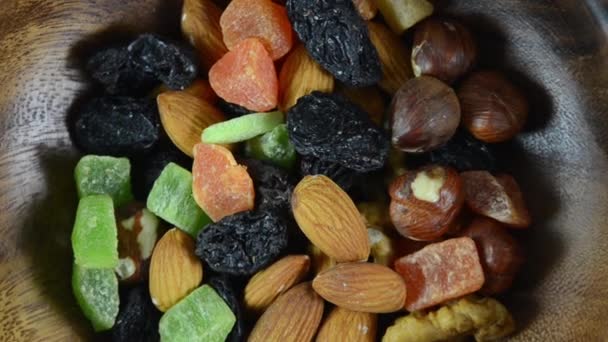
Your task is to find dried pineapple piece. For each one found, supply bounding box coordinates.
[382,296,515,342]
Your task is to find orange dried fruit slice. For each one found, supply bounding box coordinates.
[209,38,278,112]
[192,143,255,222]
[220,0,293,61]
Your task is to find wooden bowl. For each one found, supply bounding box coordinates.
[0,0,606,340]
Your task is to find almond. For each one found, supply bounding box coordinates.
[181,0,228,70]
[352,0,378,20]
[368,21,413,94]
[157,91,225,157]
[336,85,387,126]
[249,282,324,342]
[316,306,377,342]
[292,175,369,263]
[244,255,311,313]
[183,79,218,103]
[312,262,406,313]
[149,228,203,312]
[278,44,335,112]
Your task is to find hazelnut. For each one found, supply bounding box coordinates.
[115,203,160,283]
[412,18,477,84]
[389,165,464,241]
[390,76,461,153]
[459,71,528,143]
[367,228,395,266]
[461,171,531,228]
[460,217,524,294]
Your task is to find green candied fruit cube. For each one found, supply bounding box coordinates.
[245,124,296,169]
[159,285,236,342]
[72,264,119,332]
[146,163,211,236]
[74,155,133,207]
[376,0,434,34]
[72,195,118,268]
[201,111,284,144]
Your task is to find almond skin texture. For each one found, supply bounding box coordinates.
[181,0,228,70]
[248,282,324,342]
[157,91,225,157]
[368,21,413,94]
[279,44,335,112]
[149,228,203,312]
[292,175,370,263]
[316,306,377,342]
[313,262,406,313]
[244,255,311,313]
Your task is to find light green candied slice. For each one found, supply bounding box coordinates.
[146,163,211,236]
[245,124,296,169]
[72,195,118,268]
[72,264,119,332]
[74,155,133,207]
[201,110,284,144]
[159,285,236,342]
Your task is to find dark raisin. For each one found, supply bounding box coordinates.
[128,34,198,90]
[131,140,192,200]
[287,92,389,172]
[196,211,288,276]
[86,46,157,95]
[72,96,160,156]
[111,286,161,342]
[286,0,382,87]
[240,158,295,212]
[299,156,359,192]
[429,130,497,172]
[207,276,245,342]
[217,98,254,118]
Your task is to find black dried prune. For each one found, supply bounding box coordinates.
[128,34,198,90]
[240,158,295,212]
[287,92,389,172]
[196,211,288,276]
[112,286,161,342]
[217,98,254,118]
[286,0,381,87]
[86,46,157,95]
[207,276,245,342]
[72,96,160,156]
[429,130,497,172]
[299,156,359,192]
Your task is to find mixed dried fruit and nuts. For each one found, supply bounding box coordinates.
[68,0,534,341]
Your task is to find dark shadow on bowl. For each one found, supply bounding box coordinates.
[17,144,91,339]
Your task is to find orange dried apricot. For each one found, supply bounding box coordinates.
[192,143,255,222]
[220,0,293,61]
[209,38,278,112]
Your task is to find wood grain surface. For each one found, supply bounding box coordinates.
[0,0,606,341]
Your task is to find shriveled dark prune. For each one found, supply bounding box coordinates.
[207,276,245,342]
[131,140,192,200]
[112,286,161,342]
[196,211,288,276]
[128,34,198,90]
[86,46,157,95]
[287,92,390,172]
[240,158,295,212]
[286,0,382,87]
[429,130,497,172]
[299,156,359,192]
[72,96,160,156]
[217,98,254,118]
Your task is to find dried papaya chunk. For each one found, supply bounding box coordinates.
[209,38,278,112]
[394,237,485,311]
[221,0,293,60]
[192,143,255,222]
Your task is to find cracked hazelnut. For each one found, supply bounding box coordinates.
[389,165,464,241]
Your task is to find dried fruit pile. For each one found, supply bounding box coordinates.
[67,0,536,341]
